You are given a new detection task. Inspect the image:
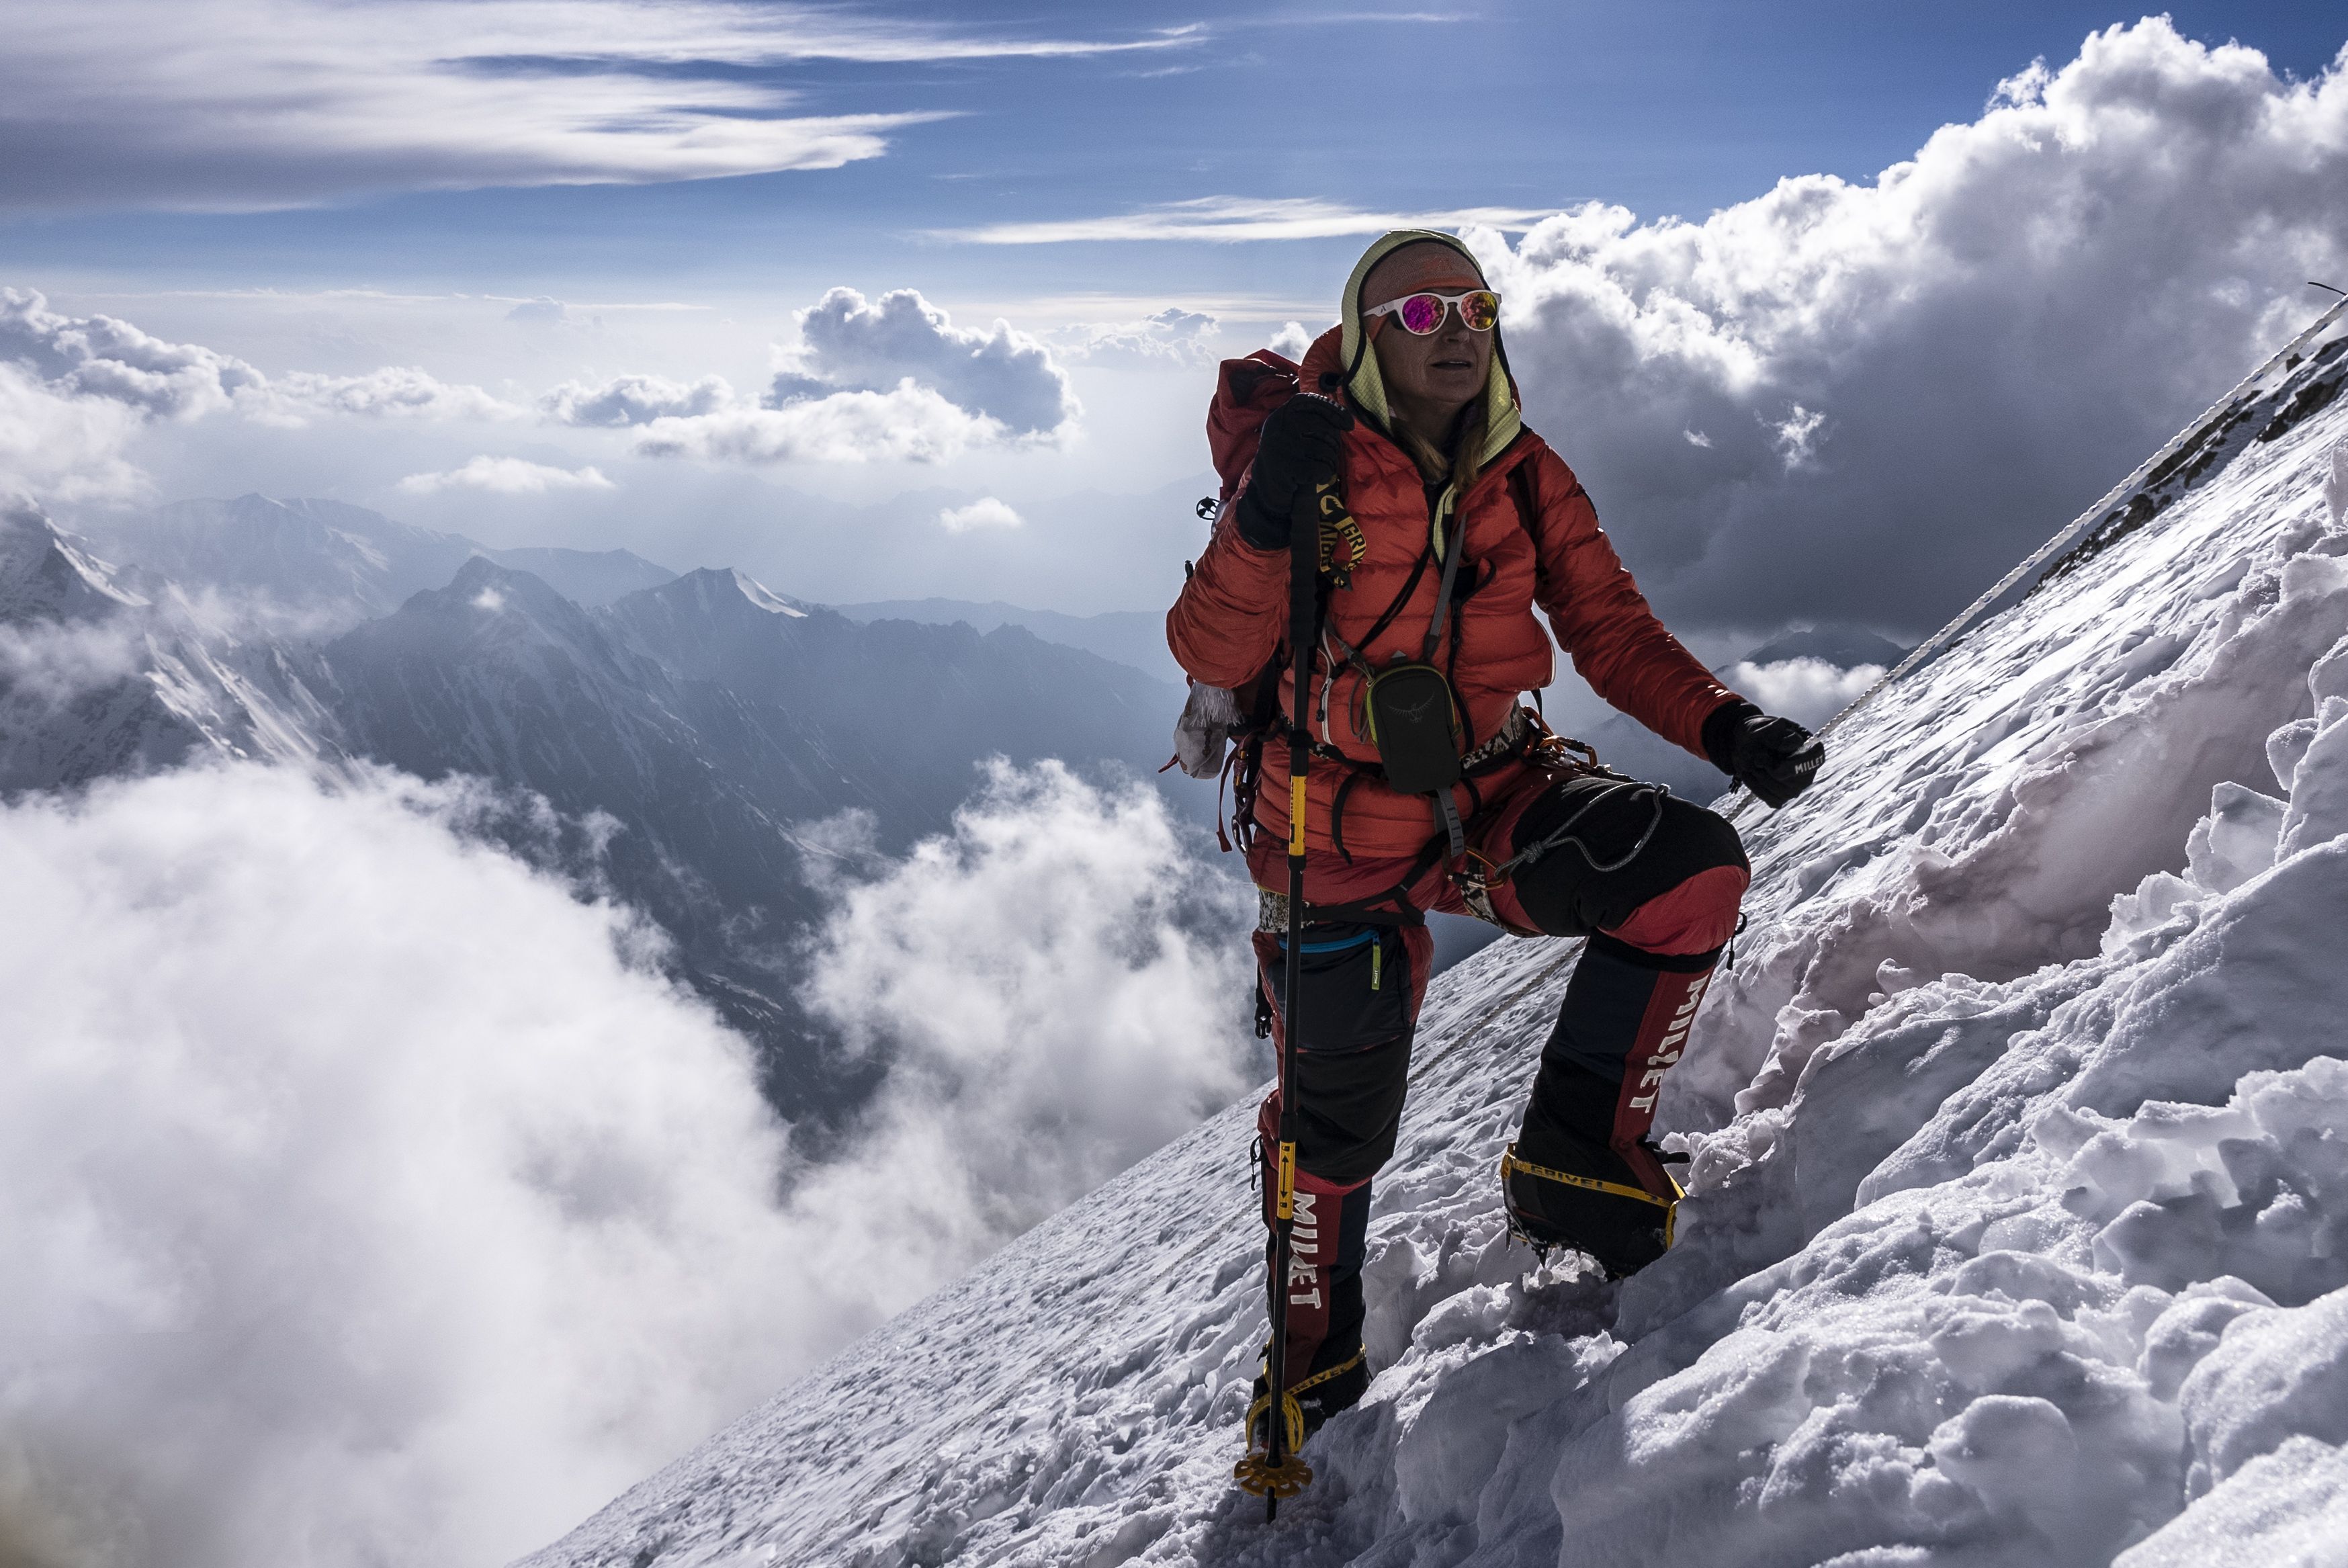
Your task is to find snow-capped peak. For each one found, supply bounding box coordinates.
[728,569,808,617]
[0,501,150,622]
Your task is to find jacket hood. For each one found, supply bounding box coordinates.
[1335,229,1522,480]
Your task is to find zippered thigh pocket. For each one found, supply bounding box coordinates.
[1267,922,1410,1051]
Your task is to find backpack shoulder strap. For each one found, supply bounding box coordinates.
[1506,449,1541,543]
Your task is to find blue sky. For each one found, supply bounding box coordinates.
[9,2,2338,301]
[3,3,2345,648]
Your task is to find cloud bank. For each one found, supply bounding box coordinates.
[795,761,1253,1250]
[0,283,1082,493]
[1724,656,1885,728]
[0,288,530,499]
[1465,18,2348,640]
[0,765,808,1568]
[397,455,615,494]
[1057,306,1223,365]
[0,2,1192,212]
[0,759,1249,1568]
[613,287,1080,464]
[1,287,265,420]
[632,381,1012,465]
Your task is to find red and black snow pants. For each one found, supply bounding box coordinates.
[1248,763,1749,1391]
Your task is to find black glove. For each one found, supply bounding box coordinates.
[1233,395,1354,551]
[1702,699,1824,809]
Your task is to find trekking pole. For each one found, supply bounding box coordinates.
[1268,466,1318,1520]
[1234,470,1322,1516]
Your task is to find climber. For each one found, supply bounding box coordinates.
[1168,229,1822,1444]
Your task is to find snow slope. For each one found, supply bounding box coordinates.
[525,306,2348,1568]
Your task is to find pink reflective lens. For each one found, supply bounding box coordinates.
[1398,294,1446,333]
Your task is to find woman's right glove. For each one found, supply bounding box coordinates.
[1702,699,1825,809]
[1233,395,1354,551]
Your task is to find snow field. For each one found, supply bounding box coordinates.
[526,331,2348,1565]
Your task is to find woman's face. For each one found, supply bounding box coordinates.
[1362,245,1493,426]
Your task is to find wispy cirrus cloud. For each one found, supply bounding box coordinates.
[0,2,1199,213]
[937,195,1560,245]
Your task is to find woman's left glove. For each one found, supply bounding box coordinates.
[1702,699,1825,808]
[1173,683,1244,779]
[1233,395,1354,551]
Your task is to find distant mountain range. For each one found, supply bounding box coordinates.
[830,599,1176,684]
[81,493,678,626]
[6,492,1911,1107]
[3,496,1184,1125]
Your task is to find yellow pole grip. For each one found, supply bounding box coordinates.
[1288,771,1308,856]
[1276,1140,1297,1221]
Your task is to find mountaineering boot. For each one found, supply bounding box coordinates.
[1504,933,1717,1278]
[1249,1107,1375,1448]
[1249,1346,1371,1450]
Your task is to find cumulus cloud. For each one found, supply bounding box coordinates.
[770,287,1077,437]
[613,288,1078,463]
[939,496,1023,532]
[1,286,265,419]
[1057,306,1222,365]
[1268,320,1321,361]
[396,456,615,494]
[0,3,1194,213]
[634,380,1011,465]
[1465,19,2348,640]
[540,373,736,427]
[0,286,523,503]
[1725,656,1885,728]
[0,757,1248,1568]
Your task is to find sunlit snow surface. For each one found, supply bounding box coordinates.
[525,316,2348,1567]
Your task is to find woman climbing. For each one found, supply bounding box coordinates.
[1168,229,1822,1448]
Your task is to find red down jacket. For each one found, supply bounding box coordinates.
[1168,325,1739,861]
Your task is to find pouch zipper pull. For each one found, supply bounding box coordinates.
[1371,941,1383,991]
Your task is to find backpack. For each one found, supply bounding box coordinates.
[1205,349,1303,511]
